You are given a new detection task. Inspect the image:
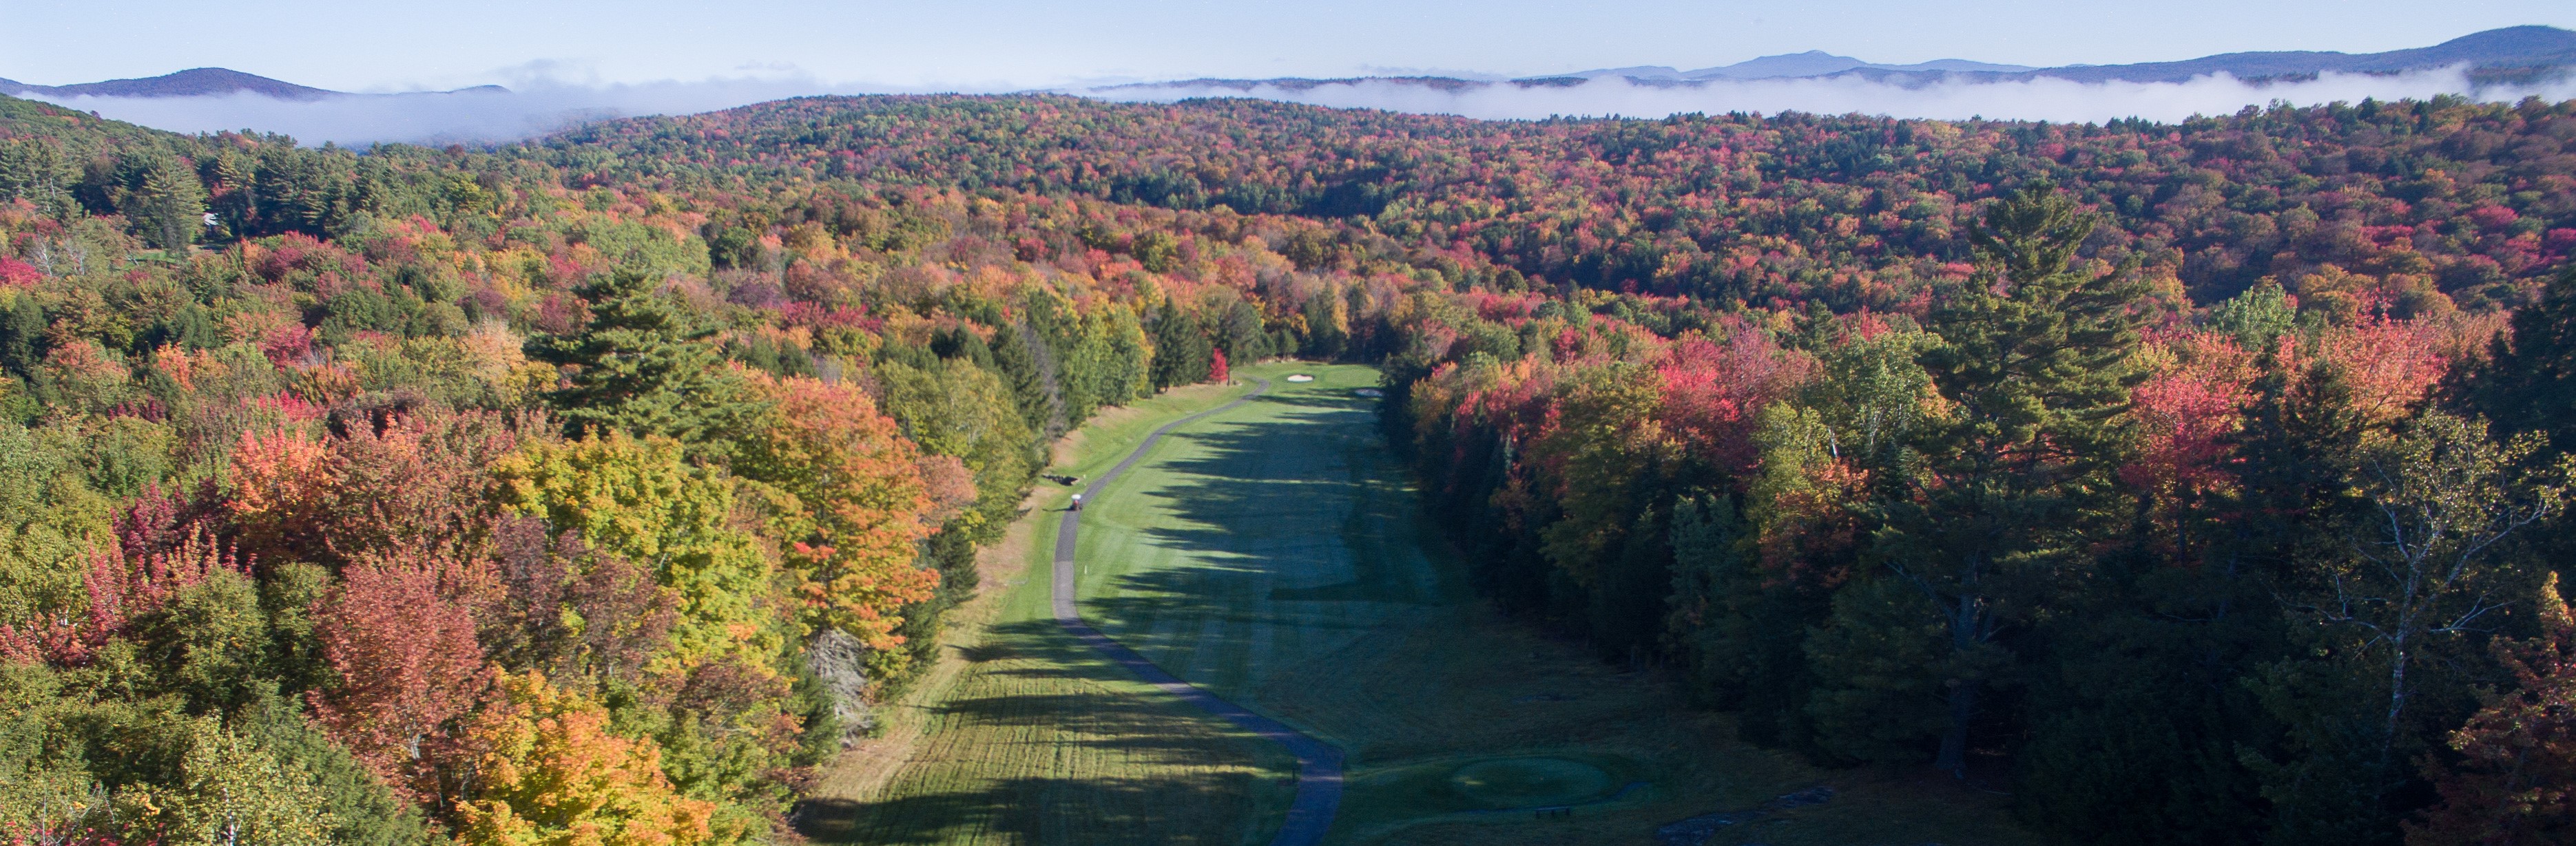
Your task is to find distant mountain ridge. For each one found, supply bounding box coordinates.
[0,67,505,101]
[1548,51,2035,81]
[5,25,2573,110]
[2017,24,2576,83]
[1109,25,2576,95]
[1537,25,2576,84]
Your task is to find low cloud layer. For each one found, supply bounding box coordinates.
[1098,67,2576,124]
[25,76,920,147]
[20,66,2576,148]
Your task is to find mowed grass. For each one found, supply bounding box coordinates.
[812,362,2039,846]
[800,378,1295,846]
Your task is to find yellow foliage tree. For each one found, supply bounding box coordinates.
[490,433,783,676]
[455,672,717,846]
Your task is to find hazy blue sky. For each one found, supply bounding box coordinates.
[7,0,2575,91]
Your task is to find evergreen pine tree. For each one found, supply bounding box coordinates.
[1854,184,2148,778]
[988,319,1063,436]
[124,156,207,251]
[2459,264,2576,584]
[526,269,763,455]
[1216,298,1271,362]
[0,295,47,381]
[0,140,75,218]
[2462,265,2576,455]
[1148,299,1212,390]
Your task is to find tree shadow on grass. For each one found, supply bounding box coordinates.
[800,381,1427,845]
[1244,390,1374,412]
[1069,399,1460,675]
[1132,402,1446,600]
[798,772,1266,845]
[800,615,1288,845]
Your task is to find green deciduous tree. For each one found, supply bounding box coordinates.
[873,358,1035,536]
[115,716,335,846]
[2300,412,2567,768]
[491,433,783,675]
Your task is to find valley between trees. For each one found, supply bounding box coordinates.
[807,363,2033,846]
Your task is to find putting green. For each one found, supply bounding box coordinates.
[1446,758,1617,809]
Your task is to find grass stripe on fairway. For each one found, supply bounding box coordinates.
[802,377,1296,846]
[1051,374,1345,846]
[812,362,2040,846]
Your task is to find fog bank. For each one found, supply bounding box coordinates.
[1095,67,2576,124]
[20,67,2576,148]
[25,76,933,147]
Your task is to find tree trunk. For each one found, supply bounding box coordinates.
[2382,635,2410,772]
[1937,679,1977,779]
[1937,591,1982,779]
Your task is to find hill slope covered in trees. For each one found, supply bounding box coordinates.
[3,89,2576,846]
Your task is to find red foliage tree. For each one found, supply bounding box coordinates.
[481,516,676,684]
[224,403,521,569]
[1208,347,1229,383]
[2120,330,2261,563]
[316,403,521,560]
[1655,331,1816,478]
[0,256,41,288]
[0,527,244,667]
[307,546,495,801]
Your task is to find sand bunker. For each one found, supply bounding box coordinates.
[1285,374,1316,382]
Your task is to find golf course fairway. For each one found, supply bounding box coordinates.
[800,363,2037,846]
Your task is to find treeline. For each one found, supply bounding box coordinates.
[1385,187,2574,845]
[540,94,2576,315]
[0,95,1431,846]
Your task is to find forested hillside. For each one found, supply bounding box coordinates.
[4,88,2576,845]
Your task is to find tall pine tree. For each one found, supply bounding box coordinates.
[2460,263,2576,586]
[1855,184,2148,778]
[2462,265,2576,456]
[1149,299,1211,390]
[526,269,763,456]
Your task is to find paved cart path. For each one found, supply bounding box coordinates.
[1050,376,1345,846]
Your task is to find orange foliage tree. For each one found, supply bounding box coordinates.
[453,672,717,846]
[222,427,331,562]
[222,406,521,569]
[2409,574,2576,846]
[730,372,939,653]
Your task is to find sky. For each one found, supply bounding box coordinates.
[8,0,2576,92]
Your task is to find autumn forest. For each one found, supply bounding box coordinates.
[4,89,2576,845]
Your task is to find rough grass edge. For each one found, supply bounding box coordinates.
[804,377,1254,804]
